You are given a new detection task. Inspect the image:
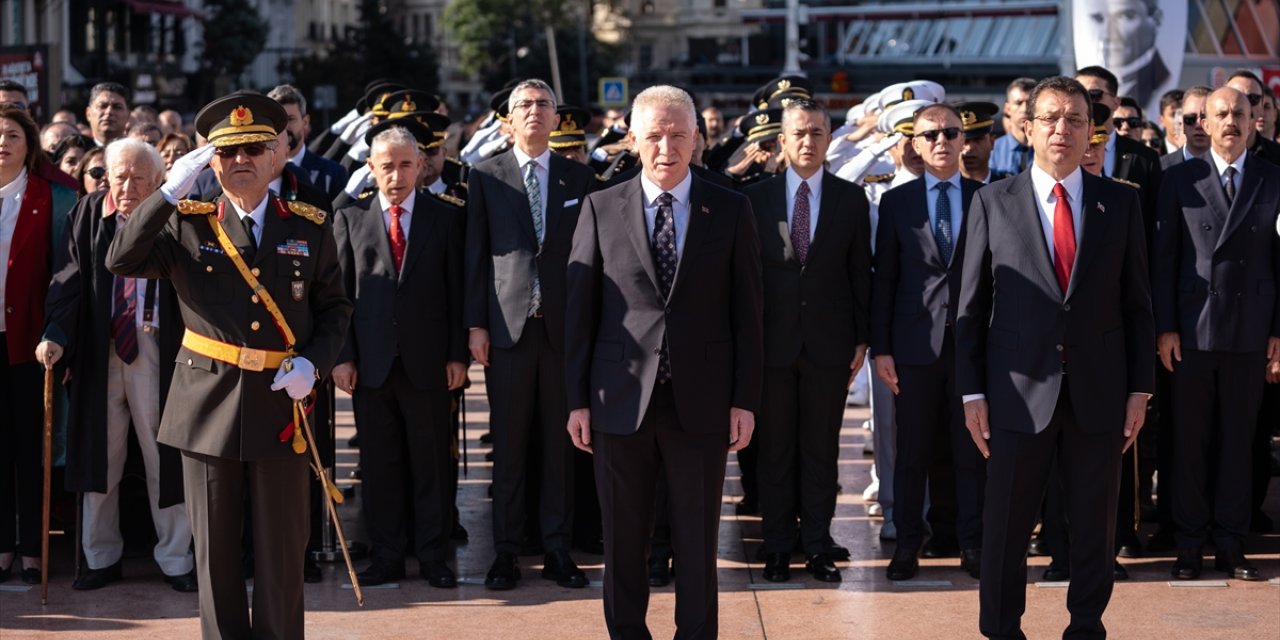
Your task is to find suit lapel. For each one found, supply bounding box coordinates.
[912,180,947,269]
[670,175,710,299]
[545,156,567,234]
[1214,154,1262,252]
[218,196,258,259]
[954,180,976,271]
[805,172,839,266]
[770,177,796,264]
[497,153,539,247]
[398,193,433,284]
[1065,174,1111,300]
[9,174,50,262]
[1004,172,1060,295]
[621,177,661,293]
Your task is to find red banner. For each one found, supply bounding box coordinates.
[0,46,50,123]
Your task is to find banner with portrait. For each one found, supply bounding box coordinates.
[1071,0,1187,120]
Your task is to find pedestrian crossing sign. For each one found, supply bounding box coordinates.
[599,78,628,107]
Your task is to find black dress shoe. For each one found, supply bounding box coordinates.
[542,550,588,588]
[451,522,470,542]
[735,496,759,516]
[164,570,199,592]
[1041,563,1070,582]
[886,549,918,581]
[1214,555,1263,581]
[356,561,405,586]
[0,560,12,583]
[420,561,457,588]
[1171,549,1202,580]
[72,561,122,590]
[20,567,42,585]
[826,543,851,561]
[479,432,493,444]
[1027,536,1049,557]
[960,548,981,579]
[485,553,521,590]
[805,553,841,583]
[347,434,360,448]
[1116,534,1142,559]
[304,557,322,583]
[648,554,672,587]
[762,553,790,582]
[1113,561,1129,581]
[922,536,959,559]
[1146,527,1177,553]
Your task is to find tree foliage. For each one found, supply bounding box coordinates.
[199,0,270,78]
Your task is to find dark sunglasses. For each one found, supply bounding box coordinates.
[87,166,106,180]
[1144,138,1163,150]
[1182,113,1205,127]
[1113,117,1142,129]
[1087,89,1110,102]
[917,127,962,142]
[1246,93,1263,107]
[213,142,274,158]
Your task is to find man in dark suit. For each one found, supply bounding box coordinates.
[464,78,596,590]
[1160,86,1212,171]
[270,84,349,202]
[1153,86,1280,582]
[1226,70,1280,166]
[332,121,467,588]
[956,76,1154,639]
[565,84,763,640]
[743,98,869,584]
[38,138,195,592]
[874,103,986,581]
[1076,66,1164,235]
[105,94,352,640]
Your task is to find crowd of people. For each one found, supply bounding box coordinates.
[0,63,1276,640]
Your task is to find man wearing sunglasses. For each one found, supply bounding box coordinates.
[1161,86,1213,171]
[106,93,352,640]
[874,103,986,582]
[1225,70,1280,166]
[1076,67,1163,240]
[1112,98,1144,141]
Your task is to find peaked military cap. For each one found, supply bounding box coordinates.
[550,105,591,149]
[196,93,287,148]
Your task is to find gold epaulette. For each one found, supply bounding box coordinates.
[446,157,464,167]
[177,199,216,215]
[357,190,375,199]
[595,174,609,182]
[1111,177,1140,190]
[863,173,895,184]
[435,192,465,207]
[287,200,327,224]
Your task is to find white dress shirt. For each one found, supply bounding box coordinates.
[378,189,416,242]
[226,195,269,246]
[923,170,964,247]
[512,146,551,243]
[1028,164,1086,262]
[1208,148,1246,195]
[0,167,28,332]
[785,167,823,242]
[640,169,693,257]
[288,144,307,167]
[427,178,446,195]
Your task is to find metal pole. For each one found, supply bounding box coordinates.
[546,25,564,101]
[783,0,801,74]
[578,0,590,104]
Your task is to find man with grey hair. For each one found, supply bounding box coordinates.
[465,77,598,590]
[37,137,196,592]
[565,85,763,638]
[269,84,348,201]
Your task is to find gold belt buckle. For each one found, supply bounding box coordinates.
[238,347,267,372]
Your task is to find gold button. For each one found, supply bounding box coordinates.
[251,267,260,276]
[251,295,260,304]
[206,265,213,273]
[251,321,261,331]
[186,359,193,366]
[294,270,301,277]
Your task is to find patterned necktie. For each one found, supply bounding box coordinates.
[934,181,954,264]
[652,192,677,383]
[791,180,811,265]
[388,204,407,272]
[111,215,138,364]
[1051,182,1076,294]
[1222,166,1237,205]
[524,160,543,315]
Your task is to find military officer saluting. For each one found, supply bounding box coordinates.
[106,94,352,640]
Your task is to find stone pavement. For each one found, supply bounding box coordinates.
[2,367,1277,639]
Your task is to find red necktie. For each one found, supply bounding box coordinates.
[1051,182,1076,294]
[389,204,406,272]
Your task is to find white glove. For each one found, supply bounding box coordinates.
[329,108,361,135]
[271,357,316,400]
[834,133,901,183]
[343,164,374,198]
[344,137,370,164]
[339,112,374,145]
[461,120,505,164]
[160,144,217,204]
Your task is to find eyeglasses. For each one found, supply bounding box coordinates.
[512,99,554,112]
[1033,114,1090,130]
[1246,93,1263,107]
[916,127,962,142]
[423,146,442,157]
[1086,89,1111,102]
[87,166,107,180]
[1113,117,1142,129]
[213,142,275,158]
[1182,113,1206,127]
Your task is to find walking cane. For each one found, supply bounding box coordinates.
[40,367,53,605]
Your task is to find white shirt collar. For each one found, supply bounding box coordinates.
[1182,146,1202,161]
[289,144,307,167]
[1209,148,1247,178]
[785,167,823,198]
[427,178,446,194]
[378,189,416,214]
[1030,163,1084,207]
[639,168,693,207]
[922,169,961,193]
[0,167,28,200]
[268,176,283,196]
[513,146,551,172]
[226,193,270,229]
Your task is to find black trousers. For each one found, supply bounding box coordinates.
[757,351,849,555]
[594,383,728,640]
[1254,381,1280,518]
[1170,349,1265,554]
[892,336,986,552]
[487,317,573,554]
[0,336,44,557]
[354,358,453,564]
[979,383,1123,640]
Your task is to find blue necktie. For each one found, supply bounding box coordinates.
[934,182,953,264]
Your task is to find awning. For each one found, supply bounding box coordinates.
[122,0,209,21]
